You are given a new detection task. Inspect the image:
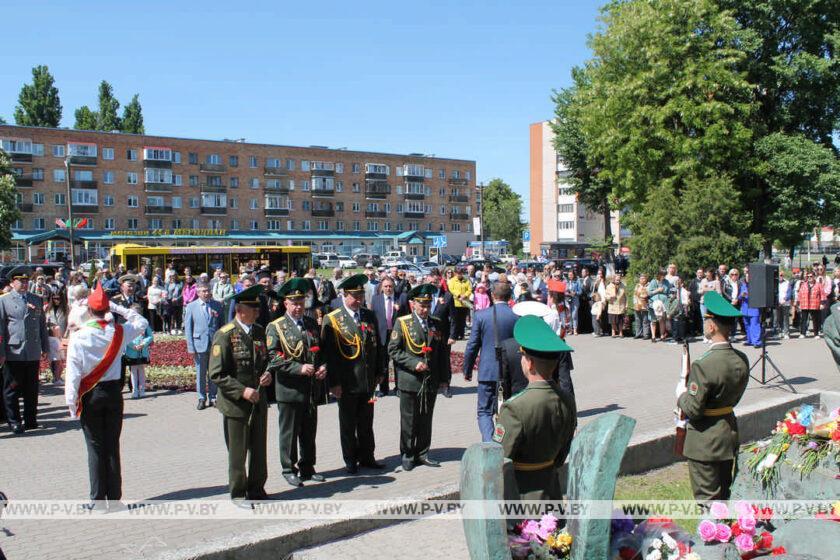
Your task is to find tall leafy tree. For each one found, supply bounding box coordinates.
[73,105,98,130]
[14,65,62,127]
[121,94,145,134]
[96,81,121,131]
[0,151,22,250]
[482,178,525,253]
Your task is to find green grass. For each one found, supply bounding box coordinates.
[614,462,698,534]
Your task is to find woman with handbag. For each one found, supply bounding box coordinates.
[125,304,154,399]
[590,269,607,337]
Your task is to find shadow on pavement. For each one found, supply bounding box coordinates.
[0,413,147,438]
[145,485,231,500]
[577,403,623,418]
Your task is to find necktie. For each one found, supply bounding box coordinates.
[204,303,210,321]
[296,319,304,330]
[353,312,360,325]
[386,297,393,330]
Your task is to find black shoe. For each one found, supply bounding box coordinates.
[360,460,385,469]
[283,474,303,487]
[443,386,452,399]
[401,457,415,471]
[416,457,441,467]
[24,422,40,430]
[300,472,325,482]
[247,490,271,500]
[197,399,206,411]
[11,424,24,435]
[345,463,359,475]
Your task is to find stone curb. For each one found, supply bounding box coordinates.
[158,391,816,559]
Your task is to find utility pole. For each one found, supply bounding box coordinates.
[479,182,485,259]
[64,155,75,269]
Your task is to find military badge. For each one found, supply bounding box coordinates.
[267,335,275,347]
[212,345,221,357]
[492,424,505,443]
[688,381,699,396]
[391,330,399,340]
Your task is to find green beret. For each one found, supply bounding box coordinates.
[339,273,368,293]
[7,265,33,280]
[231,285,263,307]
[514,315,573,358]
[408,283,437,302]
[702,291,742,319]
[278,278,310,299]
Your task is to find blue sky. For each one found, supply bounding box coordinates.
[0,0,602,212]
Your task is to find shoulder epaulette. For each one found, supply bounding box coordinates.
[327,308,343,318]
[269,316,285,329]
[396,315,411,323]
[220,323,235,333]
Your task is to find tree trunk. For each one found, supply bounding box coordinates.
[603,200,614,262]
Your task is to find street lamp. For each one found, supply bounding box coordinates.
[478,182,485,259]
[64,155,75,269]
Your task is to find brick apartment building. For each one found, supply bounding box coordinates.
[0,124,476,262]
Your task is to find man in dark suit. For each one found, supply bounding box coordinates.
[428,274,455,398]
[463,281,517,442]
[371,277,409,397]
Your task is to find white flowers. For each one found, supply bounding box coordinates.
[661,532,678,550]
[645,550,662,560]
[757,452,779,471]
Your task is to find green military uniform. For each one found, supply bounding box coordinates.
[266,279,326,487]
[388,284,451,470]
[321,274,381,472]
[492,315,577,500]
[677,291,749,501]
[208,286,270,499]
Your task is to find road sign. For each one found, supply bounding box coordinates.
[523,230,531,242]
[432,235,448,248]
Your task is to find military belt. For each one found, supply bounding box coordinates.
[704,406,734,417]
[512,459,555,472]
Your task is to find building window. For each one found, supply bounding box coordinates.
[301,160,310,171]
[201,193,227,208]
[384,222,392,231]
[405,182,424,195]
[190,197,199,208]
[302,200,311,210]
[127,196,138,208]
[70,189,98,206]
[189,152,198,164]
[174,174,182,186]
[52,145,65,157]
[53,169,66,183]
[352,182,360,192]
[335,162,344,174]
[33,192,44,205]
[286,220,294,231]
[451,170,461,179]
[31,218,45,230]
[103,171,114,184]
[146,219,161,229]
[249,178,260,189]
[191,218,200,229]
[558,204,574,213]
[451,223,461,232]
[228,197,237,209]
[104,195,114,207]
[440,205,446,215]
[465,171,471,180]
[250,220,259,231]
[144,147,171,161]
[69,144,97,158]
[127,172,138,185]
[336,180,343,192]
[365,163,388,175]
[207,154,220,164]
[172,196,182,209]
[266,220,281,231]
[127,149,138,161]
[102,148,114,160]
[438,223,445,232]
[171,219,182,228]
[266,158,280,168]
[286,159,295,171]
[11,220,22,231]
[301,180,310,191]
[249,198,258,210]
[301,220,310,231]
[230,177,239,188]
[426,222,433,231]
[173,151,181,164]
[317,220,328,231]
[352,202,360,213]
[397,203,404,213]
[230,219,239,230]
[229,155,239,167]
[558,221,574,230]
[249,156,258,168]
[54,193,66,205]
[189,175,198,187]
[336,221,345,231]
[32,168,44,181]
[207,219,222,229]
[438,168,445,179]
[32,143,44,156]
[335,201,344,212]
[352,163,360,173]
[104,218,115,230]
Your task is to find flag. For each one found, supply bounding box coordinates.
[56,218,66,228]
[76,218,88,229]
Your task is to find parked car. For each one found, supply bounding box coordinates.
[353,253,382,268]
[338,255,357,269]
[559,258,600,275]
[0,262,65,282]
[319,253,340,268]
[465,259,506,273]
[383,251,406,265]
[393,263,427,276]
[516,260,547,272]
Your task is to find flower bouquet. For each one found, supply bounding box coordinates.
[697,501,786,558]
[610,515,699,560]
[509,514,573,559]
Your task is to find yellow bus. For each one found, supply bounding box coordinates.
[110,244,312,277]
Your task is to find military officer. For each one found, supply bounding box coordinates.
[321,274,383,474]
[492,315,577,500]
[208,285,273,500]
[677,290,749,502]
[266,278,327,487]
[0,267,50,434]
[111,274,141,309]
[389,284,450,471]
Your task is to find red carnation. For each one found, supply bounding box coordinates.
[647,517,672,524]
[784,420,806,436]
[421,346,433,354]
[731,522,742,537]
[771,546,786,556]
[310,345,321,353]
[618,547,636,560]
[759,531,773,549]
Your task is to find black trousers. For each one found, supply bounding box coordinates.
[377,339,397,393]
[277,402,318,475]
[337,394,375,467]
[3,360,39,427]
[399,390,437,460]
[452,307,469,340]
[80,380,123,501]
[800,309,823,336]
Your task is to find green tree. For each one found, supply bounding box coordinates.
[0,150,22,250]
[481,178,525,253]
[73,105,98,130]
[14,65,62,127]
[96,81,121,131]
[121,94,145,134]
[0,116,6,124]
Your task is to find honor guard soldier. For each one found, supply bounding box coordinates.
[65,283,149,507]
[208,285,273,500]
[388,284,451,471]
[0,266,50,434]
[321,274,383,474]
[492,315,577,500]
[677,291,749,502]
[266,278,327,487]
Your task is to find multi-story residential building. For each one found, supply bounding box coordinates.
[0,125,476,262]
[528,120,623,258]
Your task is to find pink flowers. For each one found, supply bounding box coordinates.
[738,513,757,533]
[715,523,732,542]
[710,501,729,519]
[734,533,755,552]
[698,520,717,542]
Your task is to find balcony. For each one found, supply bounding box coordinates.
[144,159,172,169]
[450,212,470,220]
[200,183,227,193]
[68,155,97,166]
[264,181,291,193]
[72,204,99,214]
[403,211,426,219]
[200,206,227,215]
[265,208,290,217]
[365,171,387,181]
[365,182,391,198]
[199,163,227,173]
[145,182,173,193]
[70,179,98,189]
[404,170,425,180]
[311,168,335,177]
[404,192,425,201]
[16,202,34,213]
[448,177,469,187]
[312,204,335,217]
[264,166,288,177]
[365,210,386,218]
[449,195,470,203]
[145,205,173,215]
[10,153,32,164]
[14,175,34,188]
[311,187,334,197]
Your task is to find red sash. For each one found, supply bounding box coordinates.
[76,323,124,416]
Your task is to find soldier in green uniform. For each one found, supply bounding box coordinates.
[321,274,383,474]
[492,315,577,501]
[266,278,327,487]
[388,284,451,471]
[677,290,749,502]
[208,285,273,500]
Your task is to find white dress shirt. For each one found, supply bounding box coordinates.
[235,318,251,335]
[65,305,148,417]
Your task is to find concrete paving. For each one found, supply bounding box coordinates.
[1,334,837,559]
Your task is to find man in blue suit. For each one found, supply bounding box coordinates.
[463,281,517,442]
[370,277,409,396]
[184,283,224,410]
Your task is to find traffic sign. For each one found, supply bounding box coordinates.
[523,230,531,242]
[432,235,448,248]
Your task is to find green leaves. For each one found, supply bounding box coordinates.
[73,105,98,130]
[482,179,525,254]
[0,150,22,250]
[14,65,62,127]
[121,94,145,134]
[72,82,145,133]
